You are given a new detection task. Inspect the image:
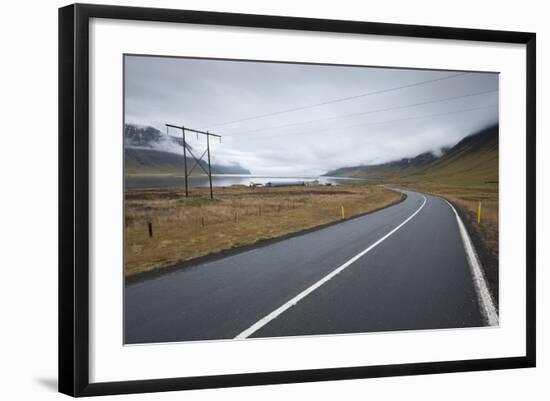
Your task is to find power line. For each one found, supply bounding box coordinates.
[227,89,498,137]
[201,72,468,129]
[233,104,498,143]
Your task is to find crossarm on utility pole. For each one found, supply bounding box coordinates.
[165,124,221,137]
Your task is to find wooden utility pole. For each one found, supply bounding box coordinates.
[165,123,221,199]
[182,127,188,198]
[206,131,213,199]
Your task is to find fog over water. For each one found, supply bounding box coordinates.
[125,56,499,176]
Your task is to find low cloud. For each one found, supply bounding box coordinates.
[125,56,498,175]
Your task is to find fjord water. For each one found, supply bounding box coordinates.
[125,174,368,189]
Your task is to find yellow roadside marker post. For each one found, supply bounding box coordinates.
[477,201,482,224]
[341,205,345,220]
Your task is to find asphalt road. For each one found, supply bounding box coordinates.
[125,190,485,344]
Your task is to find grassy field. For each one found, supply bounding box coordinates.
[124,184,403,277]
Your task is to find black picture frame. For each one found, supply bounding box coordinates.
[59,3,536,397]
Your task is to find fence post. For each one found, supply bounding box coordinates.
[477,201,482,224]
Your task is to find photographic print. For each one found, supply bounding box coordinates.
[123,55,499,344]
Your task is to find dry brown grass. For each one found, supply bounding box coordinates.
[124,184,403,276]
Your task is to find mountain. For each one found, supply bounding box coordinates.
[124,124,250,175]
[125,148,251,175]
[124,124,186,151]
[327,151,438,179]
[325,125,498,186]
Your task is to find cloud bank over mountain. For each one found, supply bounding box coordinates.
[125,56,498,175]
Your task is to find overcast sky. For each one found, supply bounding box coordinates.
[124,55,498,176]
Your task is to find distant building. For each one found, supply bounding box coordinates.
[265,180,305,187]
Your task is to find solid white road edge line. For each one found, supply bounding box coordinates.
[443,199,499,326]
[234,194,427,339]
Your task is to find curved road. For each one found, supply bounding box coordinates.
[125,190,488,344]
